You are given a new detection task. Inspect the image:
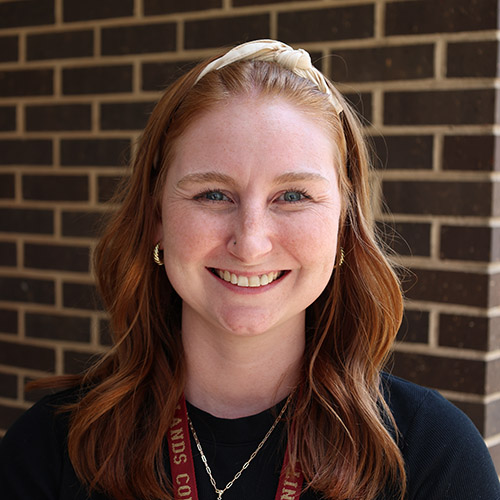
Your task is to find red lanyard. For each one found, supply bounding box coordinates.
[167,395,304,500]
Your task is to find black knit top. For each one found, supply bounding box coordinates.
[1,374,499,499]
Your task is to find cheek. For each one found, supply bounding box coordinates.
[161,212,209,299]
[162,207,227,262]
[280,213,339,269]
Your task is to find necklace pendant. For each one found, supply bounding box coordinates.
[217,493,223,500]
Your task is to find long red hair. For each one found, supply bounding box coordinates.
[33,55,405,499]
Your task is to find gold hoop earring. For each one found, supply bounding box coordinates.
[335,247,344,268]
[153,243,164,266]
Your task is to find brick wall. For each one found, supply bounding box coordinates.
[0,0,499,470]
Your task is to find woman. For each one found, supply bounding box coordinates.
[0,40,498,500]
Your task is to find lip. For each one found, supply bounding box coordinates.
[208,267,289,290]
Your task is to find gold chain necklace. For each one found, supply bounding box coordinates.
[187,393,293,500]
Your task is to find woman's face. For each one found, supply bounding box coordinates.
[157,96,342,338]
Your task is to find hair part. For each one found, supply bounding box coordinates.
[33,55,405,500]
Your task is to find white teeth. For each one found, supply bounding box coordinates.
[215,269,283,287]
[248,276,260,287]
[238,276,249,287]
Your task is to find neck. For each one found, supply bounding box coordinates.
[181,309,305,419]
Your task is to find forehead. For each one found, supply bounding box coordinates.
[167,96,339,180]
[183,94,329,135]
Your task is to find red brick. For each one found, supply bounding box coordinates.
[25,104,91,132]
[343,92,372,123]
[278,5,374,43]
[60,139,130,167]
[144,0,221,14]
[0,372,17,399]
[372,135,433,170]
[405,268,489,308]
[440,225,492,261]
[486,357,500,395]
[102,23,176,56]
[447,41,498,78]
[99,318,112,346]
[27,30,93,61]
[0,174,15,199]
[142,60,199,91]
[63,65,132,95]
[0,0,54,29]
[0,139,52,166]
[63,282,102,311]
[24,243,90,273]
[309,51,323,73]
[235,0,307,4]
[61,210,105,238]
[392,351,487,394]
[383,180,492,217]
[0,276,55,305]
[0,106,16,132]
[0,241,16,266]
[331,45,433,82]
[0,339,55,371]
[64,350,101,374]
[100,101,155,131]
[492,229,500,262]
[25,312,90,343]
[63,0,133,22]
[22,175,88,202]
[442,135,499,171]
[396,309,429,344]
[0,69,53,97]
[384,89,497,126]
[0,36,18,62]
[98,175,125,203]
[385,0,498,36]
[0,309,17,334]
[439,314,500,351]
[380,221,431,257]
[0,208,53,235]
[184,15,269,50]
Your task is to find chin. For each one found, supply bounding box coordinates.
[217,307,301,338]
[221,320,276,337]
[214,310,274,336]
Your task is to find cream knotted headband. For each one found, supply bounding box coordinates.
[196,39,343,115]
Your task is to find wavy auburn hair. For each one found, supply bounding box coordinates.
[38,53,406,499]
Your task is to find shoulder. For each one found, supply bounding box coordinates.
[1,386,82,449]
[0,386,86,500]
[381,373,500,500]
[380,372,468,434]
[1,387,79,447]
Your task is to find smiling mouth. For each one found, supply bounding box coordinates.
[210,268,287,288]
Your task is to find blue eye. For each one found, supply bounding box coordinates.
[283,191,302,202]
[280,190,309,202]
[206,191,224,201]
[195,190,230,202]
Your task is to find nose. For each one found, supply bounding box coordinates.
[227,206,273,263]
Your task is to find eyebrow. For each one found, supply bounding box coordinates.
[177,170,330,188]
[272,171,330,185]
[176,172,236,188]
